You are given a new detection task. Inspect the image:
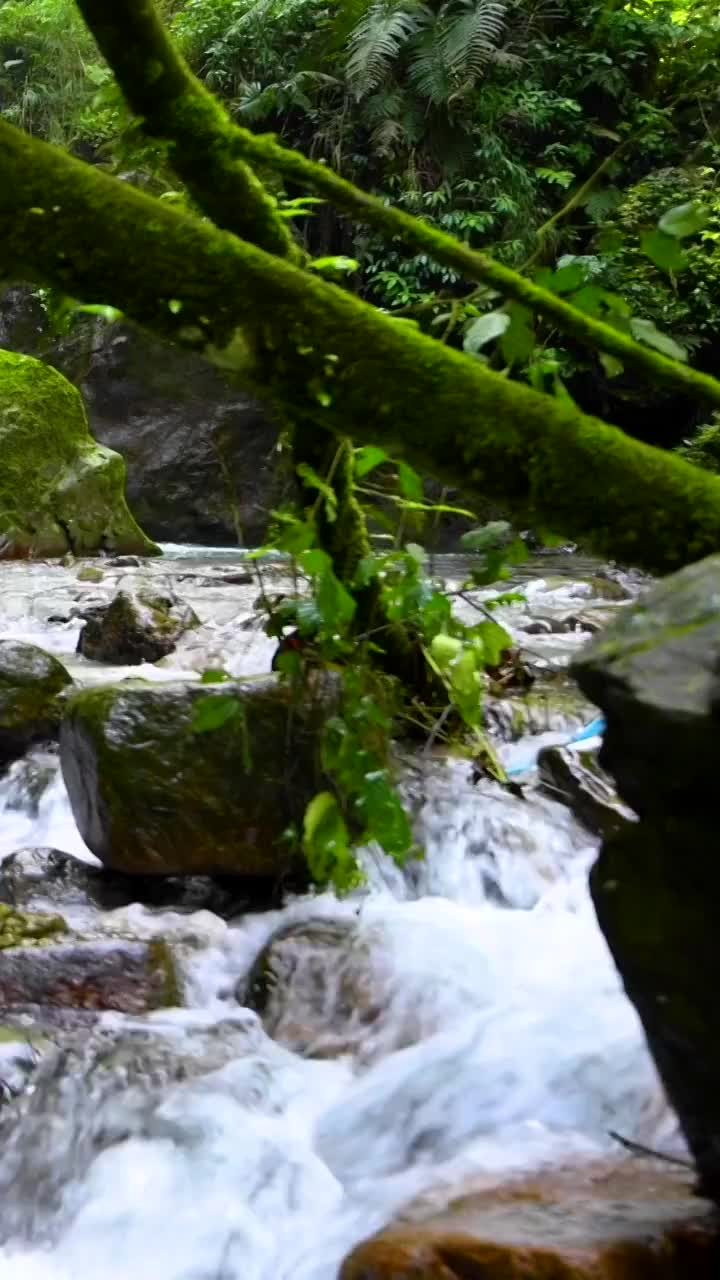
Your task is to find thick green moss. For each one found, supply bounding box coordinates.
[0,348,161,559]
[59,677,334,876]
[0,902,68,949]
[4,123,720,573]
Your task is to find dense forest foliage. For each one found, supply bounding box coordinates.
[1,0,719,451]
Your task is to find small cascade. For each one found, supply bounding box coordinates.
[0,548,682,1280]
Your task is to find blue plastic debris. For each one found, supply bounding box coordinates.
[506,715,606,777]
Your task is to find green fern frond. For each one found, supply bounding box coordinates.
[408,30,452,105]
[346,0,431,98]
[441,0,508,82]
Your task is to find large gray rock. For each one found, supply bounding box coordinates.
[0,642,72,767]
[571,553,720,1201]
[60,676,335,877]
[0,347,159,560]
[0,288,287,546]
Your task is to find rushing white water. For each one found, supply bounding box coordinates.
[0,548,679,1280]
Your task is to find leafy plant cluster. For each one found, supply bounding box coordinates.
[193,446,527,891]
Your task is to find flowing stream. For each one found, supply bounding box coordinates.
[0,546,681,1279]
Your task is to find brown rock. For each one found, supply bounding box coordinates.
[0,938,178,1014]
[341,1162,719,1279]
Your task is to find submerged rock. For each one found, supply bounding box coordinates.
[240,917,385,1059]
[340,1162,718,1279]
[0,348,159,559]
[76,586,199,663]
[537,745,634,838]
[0,642,73,767]
[60,675,335,876]
[571,552,720,1203]
[0,846,266,919]
[0,937,177,1013]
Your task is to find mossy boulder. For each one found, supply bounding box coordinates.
[571,553,720,1203]
[0,348,160,559]
[59,675,336,876]
[0,640,73,766]
[76,587,199,663]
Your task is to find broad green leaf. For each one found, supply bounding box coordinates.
[630,317,687,362]
[504,537,529,565]
[568,284,605,316]
[449,649,482,728]
[200,669,229,684]
[397,461,424,501]
[309,255,359,273]
[295,598,323,633]
[353,554,383,587]
[273,516,316,556]
[354,445,388,477]
[316,567,357,628]
[301,548,332,576]
[463,310,509,354]
[476,619,512,666]
[274,649,303,677]
[600,352,624,378]
[357,774,413,858]
[500,304,535,366]
[543,263,587,294]
[640,229,686,273]
[430,632,463,667]
[74,303,124,323]
[302,791,358,889]
[393,498,477,518]
[191,695,240,733]
[460,521,512,552]
[658,201,710,239]
[405,542,426,564]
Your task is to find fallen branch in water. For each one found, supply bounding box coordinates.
[608,1129,694,1169]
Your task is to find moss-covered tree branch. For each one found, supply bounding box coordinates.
[2,119,720,575]
[72,0,720,413]
[73,0,298,260]
[225,129,720,410]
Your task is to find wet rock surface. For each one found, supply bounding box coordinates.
[60,674,336,876]
[0,937,177,1014]
[76,586,200,663]
[0,642,72,767]
[0,347,159,560]
[537,745,634,838]
[0,289,287,547]
[0,846,270,920]
[571,552,720,1203]
[241,917,386,1059]
[341,1162,719,1279]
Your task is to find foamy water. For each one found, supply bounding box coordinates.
[0,547,679,1280]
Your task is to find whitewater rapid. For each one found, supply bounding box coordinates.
[0,547,679,1280]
